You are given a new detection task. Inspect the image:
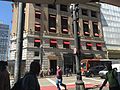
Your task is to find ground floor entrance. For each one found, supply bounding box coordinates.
[50,60,57,75]
[63,53,75,74]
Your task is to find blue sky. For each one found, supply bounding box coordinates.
[0,1,12,30]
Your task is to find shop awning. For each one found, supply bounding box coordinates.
[35,22,41,27]
[34,39,41,42]
[50,40,57,44]
[83,21,89,24]
[96,43,102,47]
[85,32,89,34]
[35,11,41,15]
[63,29,68,32]
[87,43,93,46]
[50,15,56,18]
[63,41,70,44]
[50,27,56,30]
[94,33,99,36]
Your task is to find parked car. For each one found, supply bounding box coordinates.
[99,64,120,79]
[85,65,105,77]
[99,68,108,79]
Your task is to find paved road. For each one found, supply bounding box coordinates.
[38,75,109,90]
[10,75,109,90]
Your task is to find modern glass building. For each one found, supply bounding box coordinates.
[100,3,120,59]
[0,22,9,61]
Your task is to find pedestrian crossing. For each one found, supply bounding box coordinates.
[10,76,108,90]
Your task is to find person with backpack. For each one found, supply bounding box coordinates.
[0,61,10,90]
[56,66,67,90]
[11,61,41,90]
[99,64,120,90]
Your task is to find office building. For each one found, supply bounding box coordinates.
[0,22,9,61]
[100,3,120,59]
[10,3,107,74]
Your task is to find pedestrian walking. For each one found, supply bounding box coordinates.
[56,66,67,90]
[11,61,41,90]
[48,68,51,76]
[50,68,53,75]
[0,61,10,90]
[99,64,120,90]
[69,68,72,76]
[65,67,69,77]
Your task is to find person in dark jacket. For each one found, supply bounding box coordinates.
[56,66,67,90]
[22,61,41,90]
[0,61,10,90]
[100,64,120,90]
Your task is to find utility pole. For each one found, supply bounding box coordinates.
[14,2,25,81]
[70,4,85,90]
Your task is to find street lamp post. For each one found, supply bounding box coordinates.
[40,44,43,67]
[14,2,25,82]
[70,4,85,90]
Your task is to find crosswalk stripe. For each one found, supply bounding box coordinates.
[83,77,104,82]
[46,78,65,89]
[46,78,56,86]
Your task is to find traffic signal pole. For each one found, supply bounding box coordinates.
[14,2,25,81]
[70,4,85,90]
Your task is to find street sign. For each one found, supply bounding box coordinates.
[2,0,120,7]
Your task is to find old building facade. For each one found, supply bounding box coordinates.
[10,3,107,74]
